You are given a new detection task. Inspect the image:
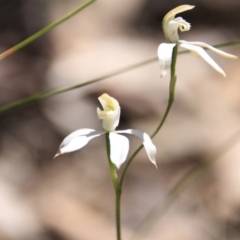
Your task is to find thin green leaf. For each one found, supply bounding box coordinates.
[0,0,96,60]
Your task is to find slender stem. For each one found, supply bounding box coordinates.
[105,133,119,190]
[120,45,178,187]
[0,0,96,61]
[105,133,122,240]
[152,45,178,138]
[0,40,239,114]
[116,188,122,240]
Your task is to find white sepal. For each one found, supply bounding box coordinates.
[117,129,157,168]
[54,129,104,157]
[109,132,129,169]
[179,41,226,77]
[158,43,176,77]
[187,41,238,59]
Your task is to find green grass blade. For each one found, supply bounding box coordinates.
[0,57,156,113]
[0,0,96,60]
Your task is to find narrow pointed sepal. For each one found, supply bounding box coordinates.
[188,41,238,59]
[116,129,157,168]
[54,152,61,159]
[179,41,227,77]
[54,128,104,157]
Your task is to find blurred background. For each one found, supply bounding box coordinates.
[0,0,240,239]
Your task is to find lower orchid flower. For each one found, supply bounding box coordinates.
[54,93,157,169]
[158,5,238,77]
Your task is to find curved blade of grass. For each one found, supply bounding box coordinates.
[129,128,240,240]
[0,0,96,61]
[0,40,239,114]
[0,57,157,113]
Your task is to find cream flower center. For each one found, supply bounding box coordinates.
[97,93,119,120]
[97,109,115,120]
[97,93,120,132]
[166,17,191,42]
[175,17,191,32]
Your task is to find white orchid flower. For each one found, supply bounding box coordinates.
[158,5,238,77]
[54,93,157,169]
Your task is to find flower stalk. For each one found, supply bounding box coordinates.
[115,188,122,240]
[152,44,178,138]
[105,133,119,190]
[105,133,122,240]
[120,44,178,188]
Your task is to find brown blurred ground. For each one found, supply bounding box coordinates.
[0,0,240,240]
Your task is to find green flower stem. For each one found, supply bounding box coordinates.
[152,45,178,138]
[115,189,122,240]
[0,0,96,61]
[105,133,122,240]
[130,128,240,240]
[119,45,178,238]
[0,40,239,114]
[105,133,119,190]
[120,45,178,187]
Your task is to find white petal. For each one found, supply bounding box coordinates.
[117,129,157,168]
[109,132,129,169]
[186,41,238,59]
[179,42,226,77]
[158,43,176,77]
[55,129,104,157]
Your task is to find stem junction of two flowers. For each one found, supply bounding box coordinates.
[45,3,238,239]
[0,1,238,240]
[105,2,238,235]
[106,45,179,240]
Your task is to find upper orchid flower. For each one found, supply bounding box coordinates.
[54,93,157,169]
[158,5,238,77]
